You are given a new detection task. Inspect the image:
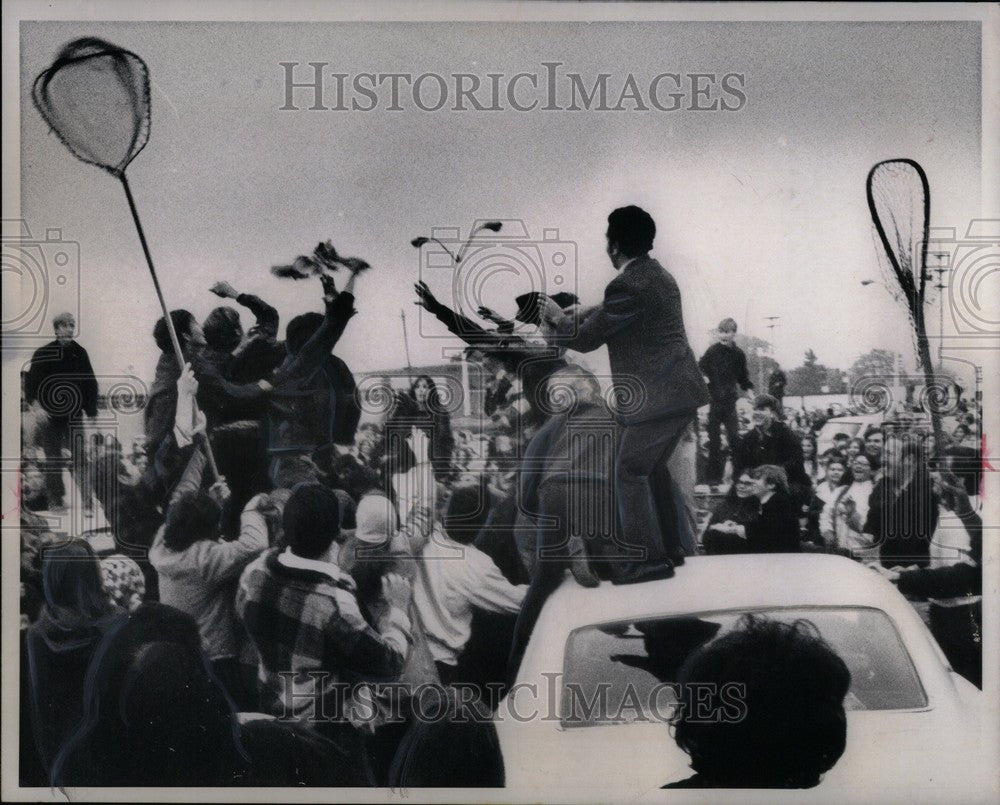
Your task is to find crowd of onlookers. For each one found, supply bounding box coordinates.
[18,260,984,790]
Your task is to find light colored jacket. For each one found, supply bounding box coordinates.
[413,529,527,666]
[150,500,268,661]
[820,480,875,555]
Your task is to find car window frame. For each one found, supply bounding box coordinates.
[558,604,931,730]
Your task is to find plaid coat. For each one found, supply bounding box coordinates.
[235,547,410,722]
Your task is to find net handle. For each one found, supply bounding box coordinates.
[120,173,220,481]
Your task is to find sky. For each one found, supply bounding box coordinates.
[17,20,983,389]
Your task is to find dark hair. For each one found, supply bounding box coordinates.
[752,394,780,413]
[672,615,850,788]
[41,539,114,623]
[513,291,581,326]
[163,491,222,552]
[847,436,866,453]
[285,312,324,357]
[832,432,851,442]
[800,432,817,474]
[824,452,847,469]
[284,482,341,558]
[202,306,243,352]
[606,205,656,258]
[51,603,245,787]
[332,489,357,531]
[153,309,196,354]
[409,374,441,410]
[442,480,493,545]
[750,464,789,495]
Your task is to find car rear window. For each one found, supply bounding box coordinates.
[561,607,928,728]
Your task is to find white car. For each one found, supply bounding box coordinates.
[495,554,985,801]
[815,414,884,455]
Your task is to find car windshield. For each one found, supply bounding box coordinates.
[561,607,928,728]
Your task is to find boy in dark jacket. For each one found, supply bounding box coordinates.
[698,317,753,488]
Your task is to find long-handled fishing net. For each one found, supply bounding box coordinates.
[866,158,944,458]
[33,38,219,477]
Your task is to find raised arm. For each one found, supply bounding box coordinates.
[274,277,356,385]
[414,281,505,347]
[211,280,279,336]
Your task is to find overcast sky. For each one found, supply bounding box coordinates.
[19,20,982,387]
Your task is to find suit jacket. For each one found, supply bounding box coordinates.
[554,255,708,424]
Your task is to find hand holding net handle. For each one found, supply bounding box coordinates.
[120,174,220,480]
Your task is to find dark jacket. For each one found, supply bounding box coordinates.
[269,292,359,456]
[26,608,118,773]
[768,369,787,399]
[422,295,567,417]
[733,421,811,493]
[864,473,938,569]
[699,342,753,405]
[144,351,267,450]
[24,340,98,421]
[229,293,286,385]
[553,255,709,423]
[745,490,801,553]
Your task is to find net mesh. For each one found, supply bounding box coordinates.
[32,38,150,176]
[866,159,930,316]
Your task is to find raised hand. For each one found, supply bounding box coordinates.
[177,362,199,398]
[414,280,437,311]
[210,281,238,299]
[209,478,231,506]
[539,294,566,326]
[382,573,412,609]
[319,273,338,303]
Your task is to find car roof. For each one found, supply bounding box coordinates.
[538,554,910,631]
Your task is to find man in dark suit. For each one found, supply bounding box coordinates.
[24,312,98,513]
[542,206,709,583]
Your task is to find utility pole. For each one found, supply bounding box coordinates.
[764,316,781,386]
[930,251,950,366]
[400,309,413,383]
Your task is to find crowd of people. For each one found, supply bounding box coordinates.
[18,205,983,789]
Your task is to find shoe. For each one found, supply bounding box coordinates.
[669,548,687,567]
[610,561,675,585]
[570,557,601,588]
